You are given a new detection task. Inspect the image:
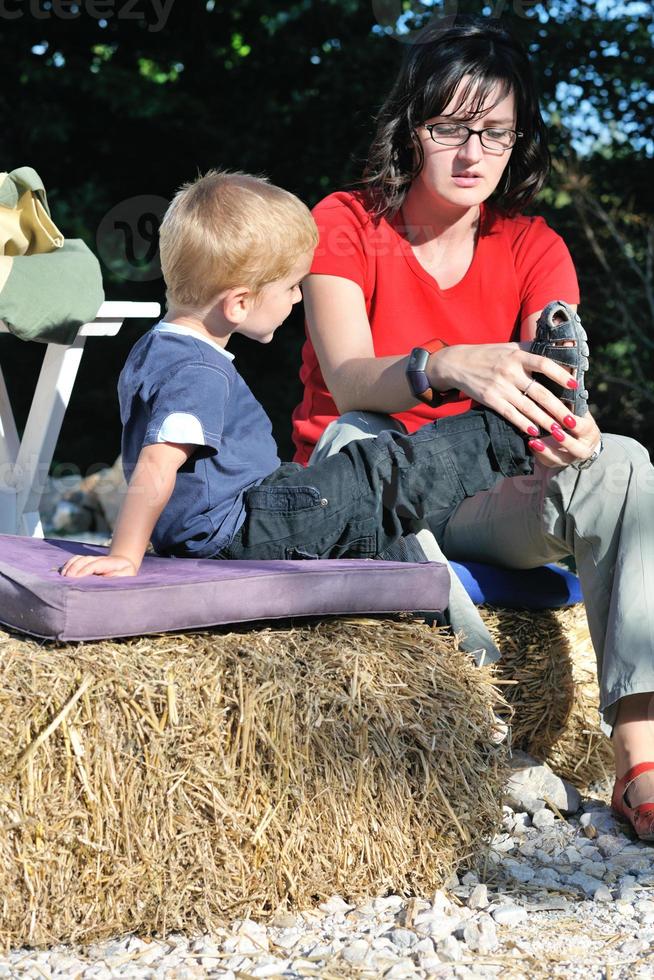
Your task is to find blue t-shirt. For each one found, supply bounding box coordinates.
[118,323,281,558]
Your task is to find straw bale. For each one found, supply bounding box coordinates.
[480,604,613,790]
[0,617,506,949]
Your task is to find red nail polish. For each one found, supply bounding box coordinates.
[551,425,565,443]
[567,378,579,390]
[527,425,539,436]
[529,439,545,452]
[563,415,576,429]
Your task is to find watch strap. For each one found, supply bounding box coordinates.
[406,341,449,405]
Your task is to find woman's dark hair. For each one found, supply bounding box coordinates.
[362,16,550,219]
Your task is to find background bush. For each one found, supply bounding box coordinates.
[1,0,652,469]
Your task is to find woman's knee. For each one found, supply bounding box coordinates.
[310,411,405,462]
[594,433,654,497]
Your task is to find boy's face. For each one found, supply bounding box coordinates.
[237,250,314,344]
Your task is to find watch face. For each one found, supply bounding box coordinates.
[408,347,431,374]
[407,348,433,403]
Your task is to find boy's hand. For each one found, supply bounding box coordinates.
[60,554,138,578]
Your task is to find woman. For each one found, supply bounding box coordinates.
[292,16,654,839]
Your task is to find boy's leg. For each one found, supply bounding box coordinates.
[441,433,654,733]
[226,408,528,566]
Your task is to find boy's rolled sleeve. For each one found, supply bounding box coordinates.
[144,362,230,454]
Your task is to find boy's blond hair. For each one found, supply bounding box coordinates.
[159,170,318,312]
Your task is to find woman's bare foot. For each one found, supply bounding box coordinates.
[612,692,654,807]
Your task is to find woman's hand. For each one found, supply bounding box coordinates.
[525,409,602,469]
[431,342,579,434]
[430,341,601,467]
[60,554,138,578]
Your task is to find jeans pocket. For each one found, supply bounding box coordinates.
[285,533,376,561]
[245,484,325,513]
[485,409,533,478]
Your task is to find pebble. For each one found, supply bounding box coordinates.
[593,884,613,903]
[437,935,464,962]
[532,808,556,829]
[492,904,528,926]
[467,883,489,908]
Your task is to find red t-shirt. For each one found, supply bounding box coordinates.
[291,190,580,464]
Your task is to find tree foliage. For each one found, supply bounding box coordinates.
[1,0,652,466]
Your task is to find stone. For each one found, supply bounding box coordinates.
[505,751,582,816]
[579,859,607,878]
[384,963,419,979]
[476,917,498,954]
[564,845,583,864]
[413,911,460,941]
[249,961,290,978]
[596,834,627,858]
[619,938,649,956]
[492,904,528,927]
[502,859,535,884]
[385,928,417,950]
[467,884,489,909]
[579,809,620,836]
[319,895,355,916]
[341,940,370,964]
[418,955,443,973]
[271,929,301,951]
[593,885,613,903]
[566,871,607,898]
[532,809,556,830]
[437,935,464,963]
[531,868,562,889]
[270,912,299,929]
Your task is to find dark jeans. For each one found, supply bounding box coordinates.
[220,408,533,561]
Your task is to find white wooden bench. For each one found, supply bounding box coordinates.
[0,301,160,536]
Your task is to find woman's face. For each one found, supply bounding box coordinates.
[411,79,517,212]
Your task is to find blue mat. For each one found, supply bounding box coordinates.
[451,561,582,609]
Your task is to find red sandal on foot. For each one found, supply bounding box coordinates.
[611,762,654,841]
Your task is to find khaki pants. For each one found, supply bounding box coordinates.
[312,413,654,732]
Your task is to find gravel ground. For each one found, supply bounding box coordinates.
[3,794,654,979]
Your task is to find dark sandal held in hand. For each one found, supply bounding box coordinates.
[530,300,589,416]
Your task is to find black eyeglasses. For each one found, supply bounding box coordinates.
[423,123,523,152]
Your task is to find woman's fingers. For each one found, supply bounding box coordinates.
[501,377,581,436]
[527,411,602,468]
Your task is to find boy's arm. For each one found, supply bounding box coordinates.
[60,442,193,578]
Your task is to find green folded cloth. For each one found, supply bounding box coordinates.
[0,167,104,344]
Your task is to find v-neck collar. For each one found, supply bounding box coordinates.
[390,202,497,294]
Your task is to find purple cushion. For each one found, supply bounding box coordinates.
[0,534,450,641]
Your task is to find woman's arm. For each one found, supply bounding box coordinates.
[60,442,193,577]
[305,274,582,439]
[303,274,422,414]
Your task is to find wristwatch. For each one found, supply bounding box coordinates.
[573,437,604,470]
[406,341,449,405]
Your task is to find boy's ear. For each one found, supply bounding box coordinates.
[220,286,252,325]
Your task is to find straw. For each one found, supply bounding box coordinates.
[480,604,613,790]
[0,617,507,948]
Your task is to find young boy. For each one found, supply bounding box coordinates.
[61,171,579,579]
